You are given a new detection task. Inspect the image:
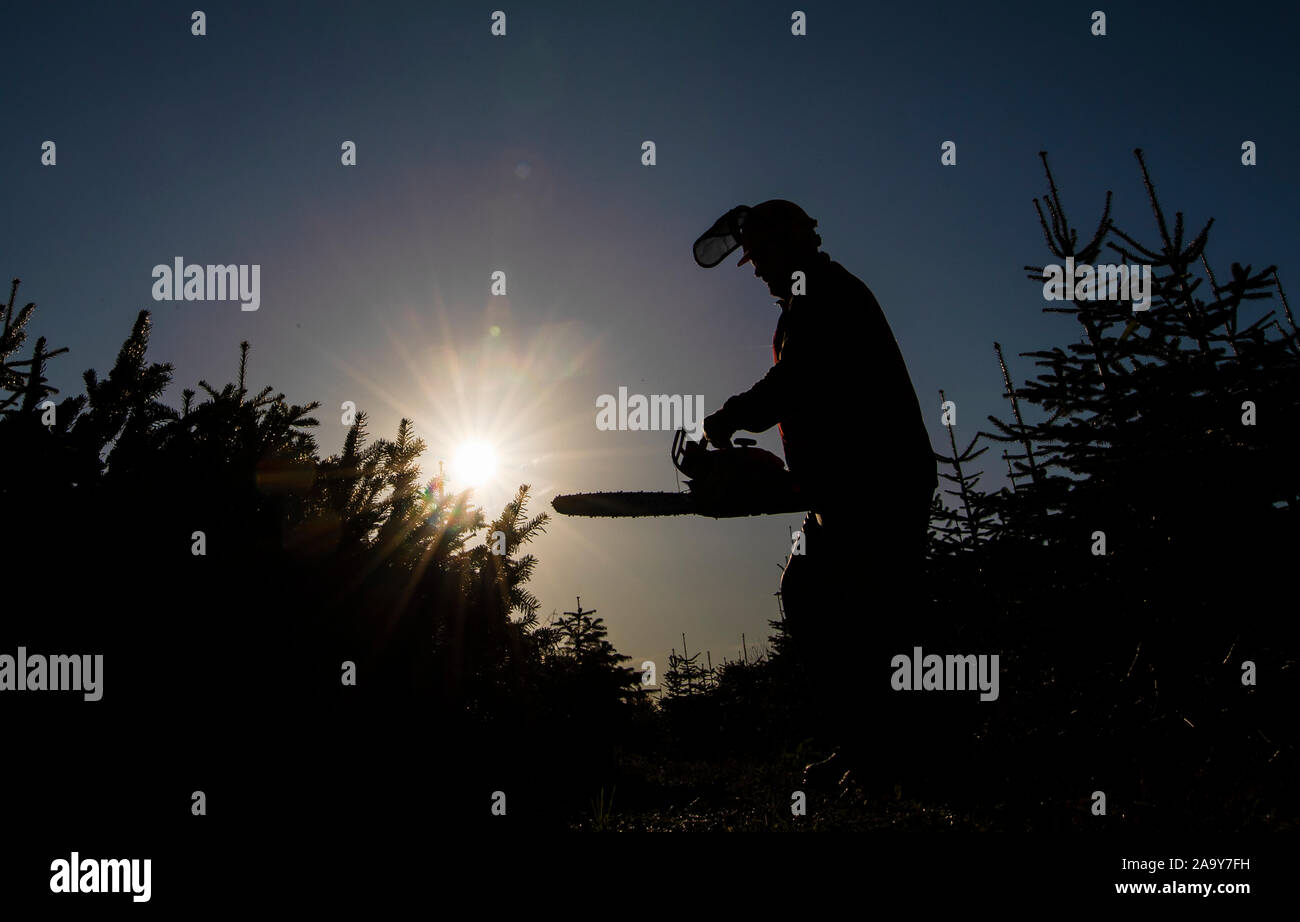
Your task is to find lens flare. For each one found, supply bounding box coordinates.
[452,440,499,488]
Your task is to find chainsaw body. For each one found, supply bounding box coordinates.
[551,430,808,519]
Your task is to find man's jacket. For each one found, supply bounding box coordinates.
[718,252,937,513]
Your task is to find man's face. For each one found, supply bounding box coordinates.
[741,240,795,298]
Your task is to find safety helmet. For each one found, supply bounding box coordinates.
[693,200,818,268]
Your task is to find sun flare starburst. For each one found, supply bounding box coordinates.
[451,439,499,489]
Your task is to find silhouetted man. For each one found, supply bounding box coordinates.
[694,200,937,792]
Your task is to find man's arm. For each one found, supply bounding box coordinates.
[704,312,803,441]
[718,359,794,433]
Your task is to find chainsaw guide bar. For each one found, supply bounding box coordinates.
[551,430,810,519]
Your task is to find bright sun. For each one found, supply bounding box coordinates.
[451,440,499,489]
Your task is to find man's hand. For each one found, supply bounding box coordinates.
[703,409,736,448]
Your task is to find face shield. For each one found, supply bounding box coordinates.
[692,205,750,268]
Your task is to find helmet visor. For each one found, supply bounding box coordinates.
[692,205,750,268]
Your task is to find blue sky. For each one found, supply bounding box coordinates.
[4,1,1296,672]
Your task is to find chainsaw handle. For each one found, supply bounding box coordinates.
[712,436,757,449]
[671,429,750,473]
[672,428,702,472]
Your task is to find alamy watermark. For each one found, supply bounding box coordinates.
[50,852,150,902]
[152,257,260,311]
[0,647,102,700]
[595,387,703,439]
[1042,257,1152,311]
[890,647,999,701]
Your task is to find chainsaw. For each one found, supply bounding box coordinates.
[551,429,809,518]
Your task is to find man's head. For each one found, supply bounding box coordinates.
[692,200,821,300]
[735,200,820,298]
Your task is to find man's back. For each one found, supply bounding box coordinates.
[775,256,936,511]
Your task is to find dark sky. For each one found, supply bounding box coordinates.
[4,1,1296,673]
